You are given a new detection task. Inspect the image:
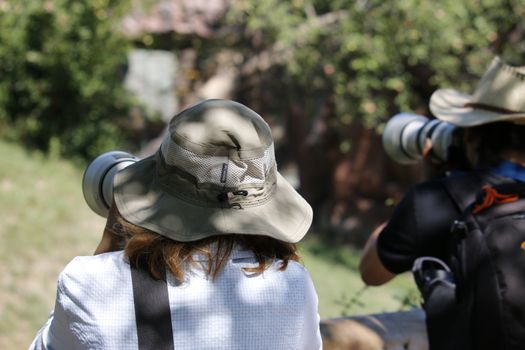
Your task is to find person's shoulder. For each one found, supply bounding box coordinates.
[64,250,126,272]
[55,251,134,320]
[409,170,492,209]
[403,176,448,200]
[283,262,318,299]
[412,171,482,193]
[264,260,316,296]
[59,251,128,287]
[272,260,312,281]
[285,260,309,272]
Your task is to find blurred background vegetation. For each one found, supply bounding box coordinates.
[0,0,524,348]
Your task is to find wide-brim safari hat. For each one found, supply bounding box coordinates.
[429,56,525,127]
[113,99,313,243]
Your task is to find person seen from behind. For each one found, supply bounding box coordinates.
[359,56,525,350]
[30,99,322,350]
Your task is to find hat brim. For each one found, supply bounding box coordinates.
[113,156,313,243]
[429,88,525,127]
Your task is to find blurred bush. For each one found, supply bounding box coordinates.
[229,0,525,130]
[0,0,132,161]
[220,0,525,236]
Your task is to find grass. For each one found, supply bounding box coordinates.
[299,236,419,318]
[0,140,104,349]
[0,140,417,349]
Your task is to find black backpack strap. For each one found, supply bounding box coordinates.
[441,171,514,213]
[441,172,486,213]
[130,256,174,350]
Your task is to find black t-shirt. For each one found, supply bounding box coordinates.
[377,170,508,274]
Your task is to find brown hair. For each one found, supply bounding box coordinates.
[109,204,300,281]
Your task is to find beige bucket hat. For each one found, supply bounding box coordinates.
[113,99,313,243]
[429,56,525,127]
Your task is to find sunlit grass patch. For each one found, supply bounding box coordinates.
[299,235,419,318]
[0,140,104,349]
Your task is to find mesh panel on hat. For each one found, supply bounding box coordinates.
[161,135,275,188]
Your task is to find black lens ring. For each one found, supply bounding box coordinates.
[417,119,441,158]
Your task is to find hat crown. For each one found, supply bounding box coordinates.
[159,99,276,192]
[471,56,525,112]
[429,56,525,127]
[113,99,313,243]
[168,99,273,157]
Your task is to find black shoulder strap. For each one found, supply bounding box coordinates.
[441,172,484,212]
[130,256,174,350]
[441,171,512,213]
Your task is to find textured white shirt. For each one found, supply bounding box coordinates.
[29,249,322,350]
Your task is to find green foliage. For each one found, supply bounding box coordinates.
[0,0,132,160]
[229,0,525,132]
[3,0,521,160]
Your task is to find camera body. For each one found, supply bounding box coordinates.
[382,113,456,164]
[82,151,138,217]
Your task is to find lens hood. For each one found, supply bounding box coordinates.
[82,151,138,217]
[382,113,428,164]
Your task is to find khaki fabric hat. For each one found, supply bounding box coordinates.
[114,99,313,243]
[429,56,525,127]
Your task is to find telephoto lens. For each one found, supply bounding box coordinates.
[82,151,138,217]
[382,113,456,164]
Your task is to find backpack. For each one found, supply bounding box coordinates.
[413,179,525,350]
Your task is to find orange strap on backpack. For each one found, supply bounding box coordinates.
[473,185,519,214]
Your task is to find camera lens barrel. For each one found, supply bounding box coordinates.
[382,113,429,164]
[82,151,138,217]
[382,113,456,164]
[429,121,455,162]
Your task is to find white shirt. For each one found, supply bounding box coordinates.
[30,249,322,350]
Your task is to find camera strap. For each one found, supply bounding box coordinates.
[130,256,174,350]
